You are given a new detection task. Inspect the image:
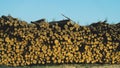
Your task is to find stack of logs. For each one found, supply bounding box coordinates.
[0,15,120,66]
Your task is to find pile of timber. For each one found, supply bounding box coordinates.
[0,15,120,66]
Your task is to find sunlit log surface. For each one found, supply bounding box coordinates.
[0,15,120,66]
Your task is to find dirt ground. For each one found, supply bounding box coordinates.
[1,64,120,68]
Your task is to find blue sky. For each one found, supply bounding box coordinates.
[0,0,120,25]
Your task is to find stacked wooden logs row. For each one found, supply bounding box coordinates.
[0,15,120,66]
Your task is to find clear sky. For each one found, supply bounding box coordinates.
[0,0,120,25]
